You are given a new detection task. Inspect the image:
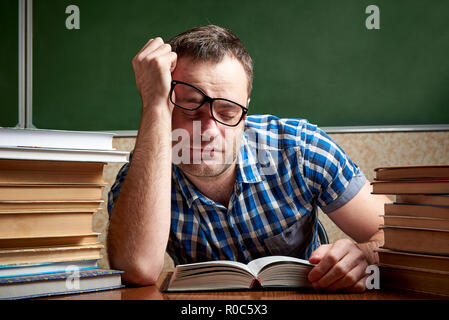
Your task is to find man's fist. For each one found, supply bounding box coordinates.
[307,239,369,292]
[132,37,177,111]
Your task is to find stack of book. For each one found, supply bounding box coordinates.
[0,128,128,299]
[372,165,449,296]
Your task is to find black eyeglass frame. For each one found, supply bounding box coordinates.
[169,80,248,127]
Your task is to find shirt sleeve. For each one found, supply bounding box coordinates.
[298,122,366,214]
[107,152,133,217]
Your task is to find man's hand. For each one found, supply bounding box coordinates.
[307,239,369,292]
[132,37,177,112]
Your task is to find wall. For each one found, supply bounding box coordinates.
[94,131,449,271]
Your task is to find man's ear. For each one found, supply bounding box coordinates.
[247,98,251,106]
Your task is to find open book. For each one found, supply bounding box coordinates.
[165,256,314,292]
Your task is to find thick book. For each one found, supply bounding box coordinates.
[395,194,449,206]
[377,248,449,273]
[384,202,449,219]
[0,233,99,249]
[0,159,104,185]
[381,215,449,230]
[0,127,114,150]
[371,180,449,195]
[0,184,104,201]
[374,165,449,181]
[0,200,103,211]
[0,209,96,238]
[380,225,449,255]
[0,259,99,278]
[165,256,314,292]
[0,244,103,266]
[0,269,124,300]
[0,146,128,163]
[380,265,449,297]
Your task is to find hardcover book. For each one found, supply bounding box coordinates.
[0,127,114,150]
[0,269,124,299]
[374,165,449,181]
[165,256,314,292]
[380,225,449,255]
[0,184,104,201]
[380,265,449,297]
[0,259,99,278]
[0,200,103,211]
[0,234,99,249]
[0,209,97,238]
[384,202,449,219]
[395,194,449,206]
[0,159,105,185]
[371,180,449,195]
[0,244,103,266]
[377,248,449,273]
[382,215,449,230]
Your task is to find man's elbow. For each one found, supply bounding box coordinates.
[116,260,164,286]
[108,246,164,286]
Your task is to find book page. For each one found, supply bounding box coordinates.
[247,256,313,276]
[175,260,255,276]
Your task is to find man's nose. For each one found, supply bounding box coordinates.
[200,106,219,130]
[199,108,221,141]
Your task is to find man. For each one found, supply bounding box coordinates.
[107,25,389,292]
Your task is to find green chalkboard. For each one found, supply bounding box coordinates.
[29,0,449,130]
[0,0,19,128]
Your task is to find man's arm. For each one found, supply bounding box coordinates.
[308,180,390,292]
[107,38,177,285]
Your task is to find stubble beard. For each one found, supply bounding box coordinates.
[174,121,245,178]
[177,148,238,178]
[177,128,243,178]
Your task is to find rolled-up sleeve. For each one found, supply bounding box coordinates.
[298,123,366,214]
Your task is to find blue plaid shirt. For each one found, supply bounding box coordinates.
[108,115,366,265]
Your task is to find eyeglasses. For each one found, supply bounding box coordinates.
[169,80,248,127]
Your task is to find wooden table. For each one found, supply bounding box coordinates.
[41,272,447,300]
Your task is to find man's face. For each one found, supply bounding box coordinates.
[171,55,249,178]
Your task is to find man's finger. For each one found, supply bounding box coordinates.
[135,37,165,61]
[313,250,362,289]
[307,241,350,283]
[322,259,367,291]
[142,43,173,63]
[308,244,331,264]
[308,244,336,282]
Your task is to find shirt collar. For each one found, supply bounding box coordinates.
[172,165,206,208]
[235,130,265,184]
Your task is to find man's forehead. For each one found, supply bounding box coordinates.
[173,55,248,97]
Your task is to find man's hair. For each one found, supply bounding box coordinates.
[168,25,253,96]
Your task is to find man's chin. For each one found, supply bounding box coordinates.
[177,162,233,178]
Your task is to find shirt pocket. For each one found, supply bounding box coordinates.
[263,212,316,259]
